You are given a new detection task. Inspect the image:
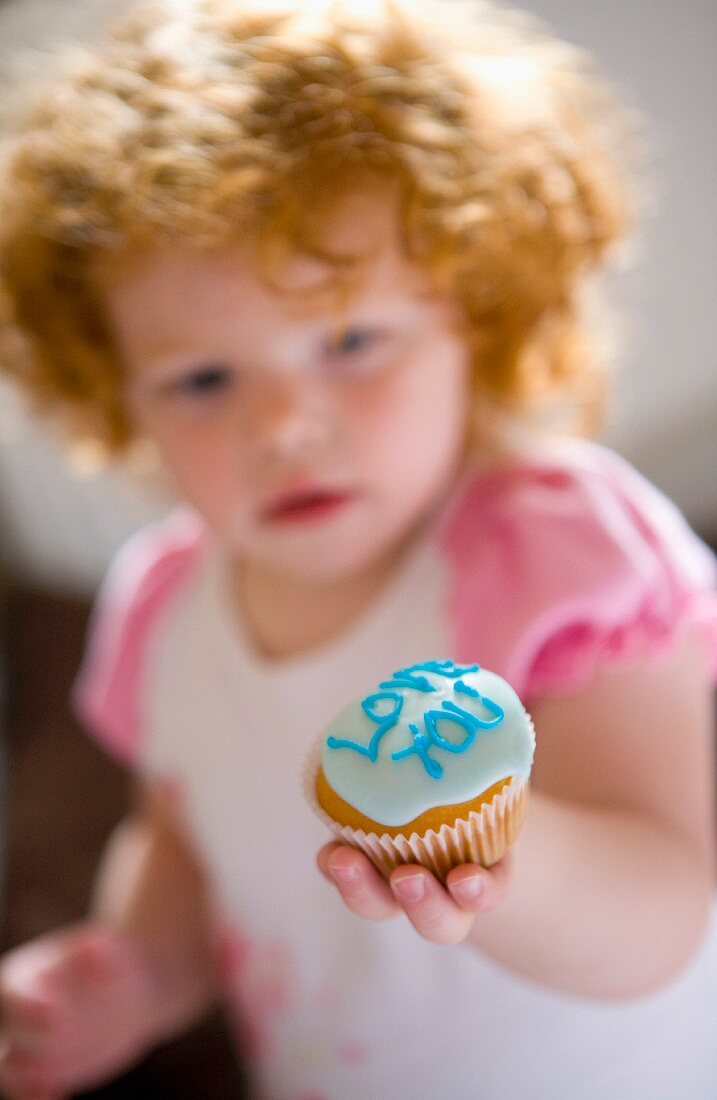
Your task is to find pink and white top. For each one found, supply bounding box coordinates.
[74,440,717,1100]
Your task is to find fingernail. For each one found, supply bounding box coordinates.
[453,875,484,901]
[330,863,359,885]
[393,874,426,902]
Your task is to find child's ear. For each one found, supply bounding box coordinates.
[120,436,174,500]
[124,436,162,475]
[66,433,167,495]
[67,437,114,478]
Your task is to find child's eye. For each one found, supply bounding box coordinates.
[324,327,386,371]
[172,363,233,396]
[331,328,375,354]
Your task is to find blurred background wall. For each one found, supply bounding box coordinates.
[0,0,715,592]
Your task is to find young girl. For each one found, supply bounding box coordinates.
[0,1,715,1098]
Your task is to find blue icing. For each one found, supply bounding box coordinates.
[321,661,535,827]
[379,660,479,694]
[390,697,505,779]
[326,691,403,761]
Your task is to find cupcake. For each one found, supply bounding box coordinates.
[306,660,535,884]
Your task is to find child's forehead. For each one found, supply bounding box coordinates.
[105,241,439,345]
[102,182,439,318]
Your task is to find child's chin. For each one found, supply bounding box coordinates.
[258,536,392,584]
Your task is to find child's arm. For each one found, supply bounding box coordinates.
[468,628,715,999]
[90,779,220,1034]
[0,780,220,1099]
[318,629,715,1001]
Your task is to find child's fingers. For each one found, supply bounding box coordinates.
[5,1091,64,1100]
[3,1090,64,1100]
[0,1044,63,1099]
[69,930,127,987]
[0,1025,59,1060]
[0,984,61,1035]
[389,866,475,945]
[316,841,352,884]
[28,927,132,1006]
[1,939,73,1010]
[0,963,67,1048]
[317,843,512,939]
[17,1091,64,1100]
[446,853,513,914]
[317,843,402,921]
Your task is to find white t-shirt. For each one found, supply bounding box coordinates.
[75,442,717,1099]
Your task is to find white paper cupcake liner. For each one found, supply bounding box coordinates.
[303,730,531,885]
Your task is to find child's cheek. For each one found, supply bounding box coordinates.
[346,347,470,489]
[151,422,247,533]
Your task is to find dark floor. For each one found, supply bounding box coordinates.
[0,583,247,1098]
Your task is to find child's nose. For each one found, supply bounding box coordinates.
[246,376,334,462]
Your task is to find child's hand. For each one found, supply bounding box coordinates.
[0,923,164,1100]
[317,842,512,945]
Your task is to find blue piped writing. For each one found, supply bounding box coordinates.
[326,691,403,761]
[326,660,504,778]
[390,697,505,778]
[379,660,479,694]
[392,723,444,778]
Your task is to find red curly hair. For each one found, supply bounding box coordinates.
[0,0,640,453]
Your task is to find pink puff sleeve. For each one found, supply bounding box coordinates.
[72,508,207,767]
[440,441,717,701]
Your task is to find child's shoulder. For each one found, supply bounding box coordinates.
[440,438,717,697]
[443,436,714,575]
[72,508,209,764]
[98,506,208,612]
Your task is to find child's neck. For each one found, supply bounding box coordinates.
[232,537,413,662]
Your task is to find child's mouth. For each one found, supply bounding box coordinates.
[263,486,354,525]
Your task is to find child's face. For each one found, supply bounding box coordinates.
[105,186,471,582]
